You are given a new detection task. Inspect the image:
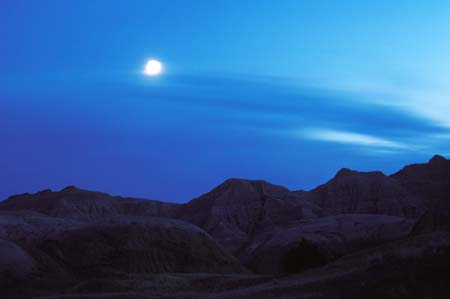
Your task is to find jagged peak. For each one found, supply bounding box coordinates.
[58,186,113,199]
[334,168,385,179]
[6,192,31,201]
[429,154,447,164]
[36,189,53,195]
[222,178,270,186]
[219,178,288,192]
[391,155,449,179]
[190,178,288,204]
[60,185,81,192]
[335,168,357,177]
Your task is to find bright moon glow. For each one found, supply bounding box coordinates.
[144,59,163,76]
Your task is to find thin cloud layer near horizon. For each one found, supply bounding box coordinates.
[1,0,450,202]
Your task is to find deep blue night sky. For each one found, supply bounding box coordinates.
[2,1,450,202]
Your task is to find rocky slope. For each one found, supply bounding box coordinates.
[0,238,35,287]
[178,178,318,253]
[9,232,448,299]
[208,232,450,299]
[1,155,450,298]
[0,186,179,221]
[305,169,423,218]
[392,155,450,234]
[30,219,245,277]
[238,214,413,274]
[0,194,245,298]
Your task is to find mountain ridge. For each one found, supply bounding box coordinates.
[1,155,450,298]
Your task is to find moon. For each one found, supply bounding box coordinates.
[144,59,163,76]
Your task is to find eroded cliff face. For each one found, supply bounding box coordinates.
[391,155,450,204]
[32,220,245,276]
[0,186,180,221]
[178,178,316,253]
[392,155,450,234]
[1,155,450,299]
[0,213,246,297]
[238,214,413,274]
[306,169,423,218]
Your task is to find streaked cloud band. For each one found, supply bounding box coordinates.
[300,128,408,150]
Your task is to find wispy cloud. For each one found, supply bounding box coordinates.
[329,78,450,129]
[300,128,409,150]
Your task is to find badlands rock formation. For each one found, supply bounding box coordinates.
[1,155,450,298]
